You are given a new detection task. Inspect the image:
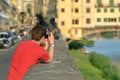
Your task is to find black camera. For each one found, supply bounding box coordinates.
[44,34,49,39]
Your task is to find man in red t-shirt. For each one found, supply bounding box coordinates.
[7,25,54,80]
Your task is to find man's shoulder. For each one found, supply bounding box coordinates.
[19,40,32,45]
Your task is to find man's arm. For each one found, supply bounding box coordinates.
[47,43,54,62]
[46,32,54,62]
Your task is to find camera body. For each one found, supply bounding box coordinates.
[44,34,49,39]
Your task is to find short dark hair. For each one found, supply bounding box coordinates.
[31,25,47,41]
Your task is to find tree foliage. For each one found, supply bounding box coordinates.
[69,40,84,50]
[69,38,94,50]
[80,38,94,47]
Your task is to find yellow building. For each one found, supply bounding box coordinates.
[57,0,120,40]
[10,0,50,27]
[95,0,120,26]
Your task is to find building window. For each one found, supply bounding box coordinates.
[119,7,120,12]
[109,18,116,22]
[110,0,114,6]
[26,4,32,16]
[119,17,120,22]
[75,20,79,24]
[75,0,78,2]
[97,8,101,12]
[86,0,90,3]
[104,8,107,13]
[104,18,108,22]
[75,8,79,13]
[75,29,78,35]
[86,8,90,13]
[97,0,101,4]
[72,19,79,24]
[86,18,91,24]
[97,18,101,22]
[110,8,114,13]
[61,8,65,12]
[61,21,65,26]
[72,20,74,24]
[113,18,116,22]
[72,9,73,12]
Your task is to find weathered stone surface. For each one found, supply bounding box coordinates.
[24,40,83,80]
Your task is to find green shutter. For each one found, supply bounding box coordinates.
[97,0,101,4]
[97,8,101,13]
[104,8,107,13]
[104,18,108,22]
[97,18,101,22]
[119,7,120,12]
[110,8,114,13]
[110,0,114,6]
[119,17,120,22]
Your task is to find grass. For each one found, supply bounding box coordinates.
[70,50,106,80]
[70,50,120,80]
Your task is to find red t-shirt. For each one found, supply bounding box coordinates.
[7,40,50,80]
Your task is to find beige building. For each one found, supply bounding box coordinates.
[10,0,36,27]
[10,0,50,17]
[10,0,50,27]
[57,0,120,40]
[10,0,36,16]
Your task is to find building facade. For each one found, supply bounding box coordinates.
[10,0,50,28]
[57,0,120,40]
[0,0,13,31]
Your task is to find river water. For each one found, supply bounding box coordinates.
[85,39,120,67]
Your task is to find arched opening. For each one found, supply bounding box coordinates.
[26,4,32,16]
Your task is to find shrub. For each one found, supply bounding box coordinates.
[80,38,94,47]
[69,40,84,50]
[102,65,120,80]
[89,52,120,80]
[89,52,111,70]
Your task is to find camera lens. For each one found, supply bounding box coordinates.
[44,34,48,38]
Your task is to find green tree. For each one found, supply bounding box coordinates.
[69,40,84,50]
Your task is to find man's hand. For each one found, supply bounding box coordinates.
[44,39,49,50]
[48,32,54,45]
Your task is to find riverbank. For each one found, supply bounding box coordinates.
[88,37,120,41]
[70,50,120,80]
[85,39,120,70]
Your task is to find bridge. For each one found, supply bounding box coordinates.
[82,26,120,38]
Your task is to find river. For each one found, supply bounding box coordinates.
[85,39,120,68]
